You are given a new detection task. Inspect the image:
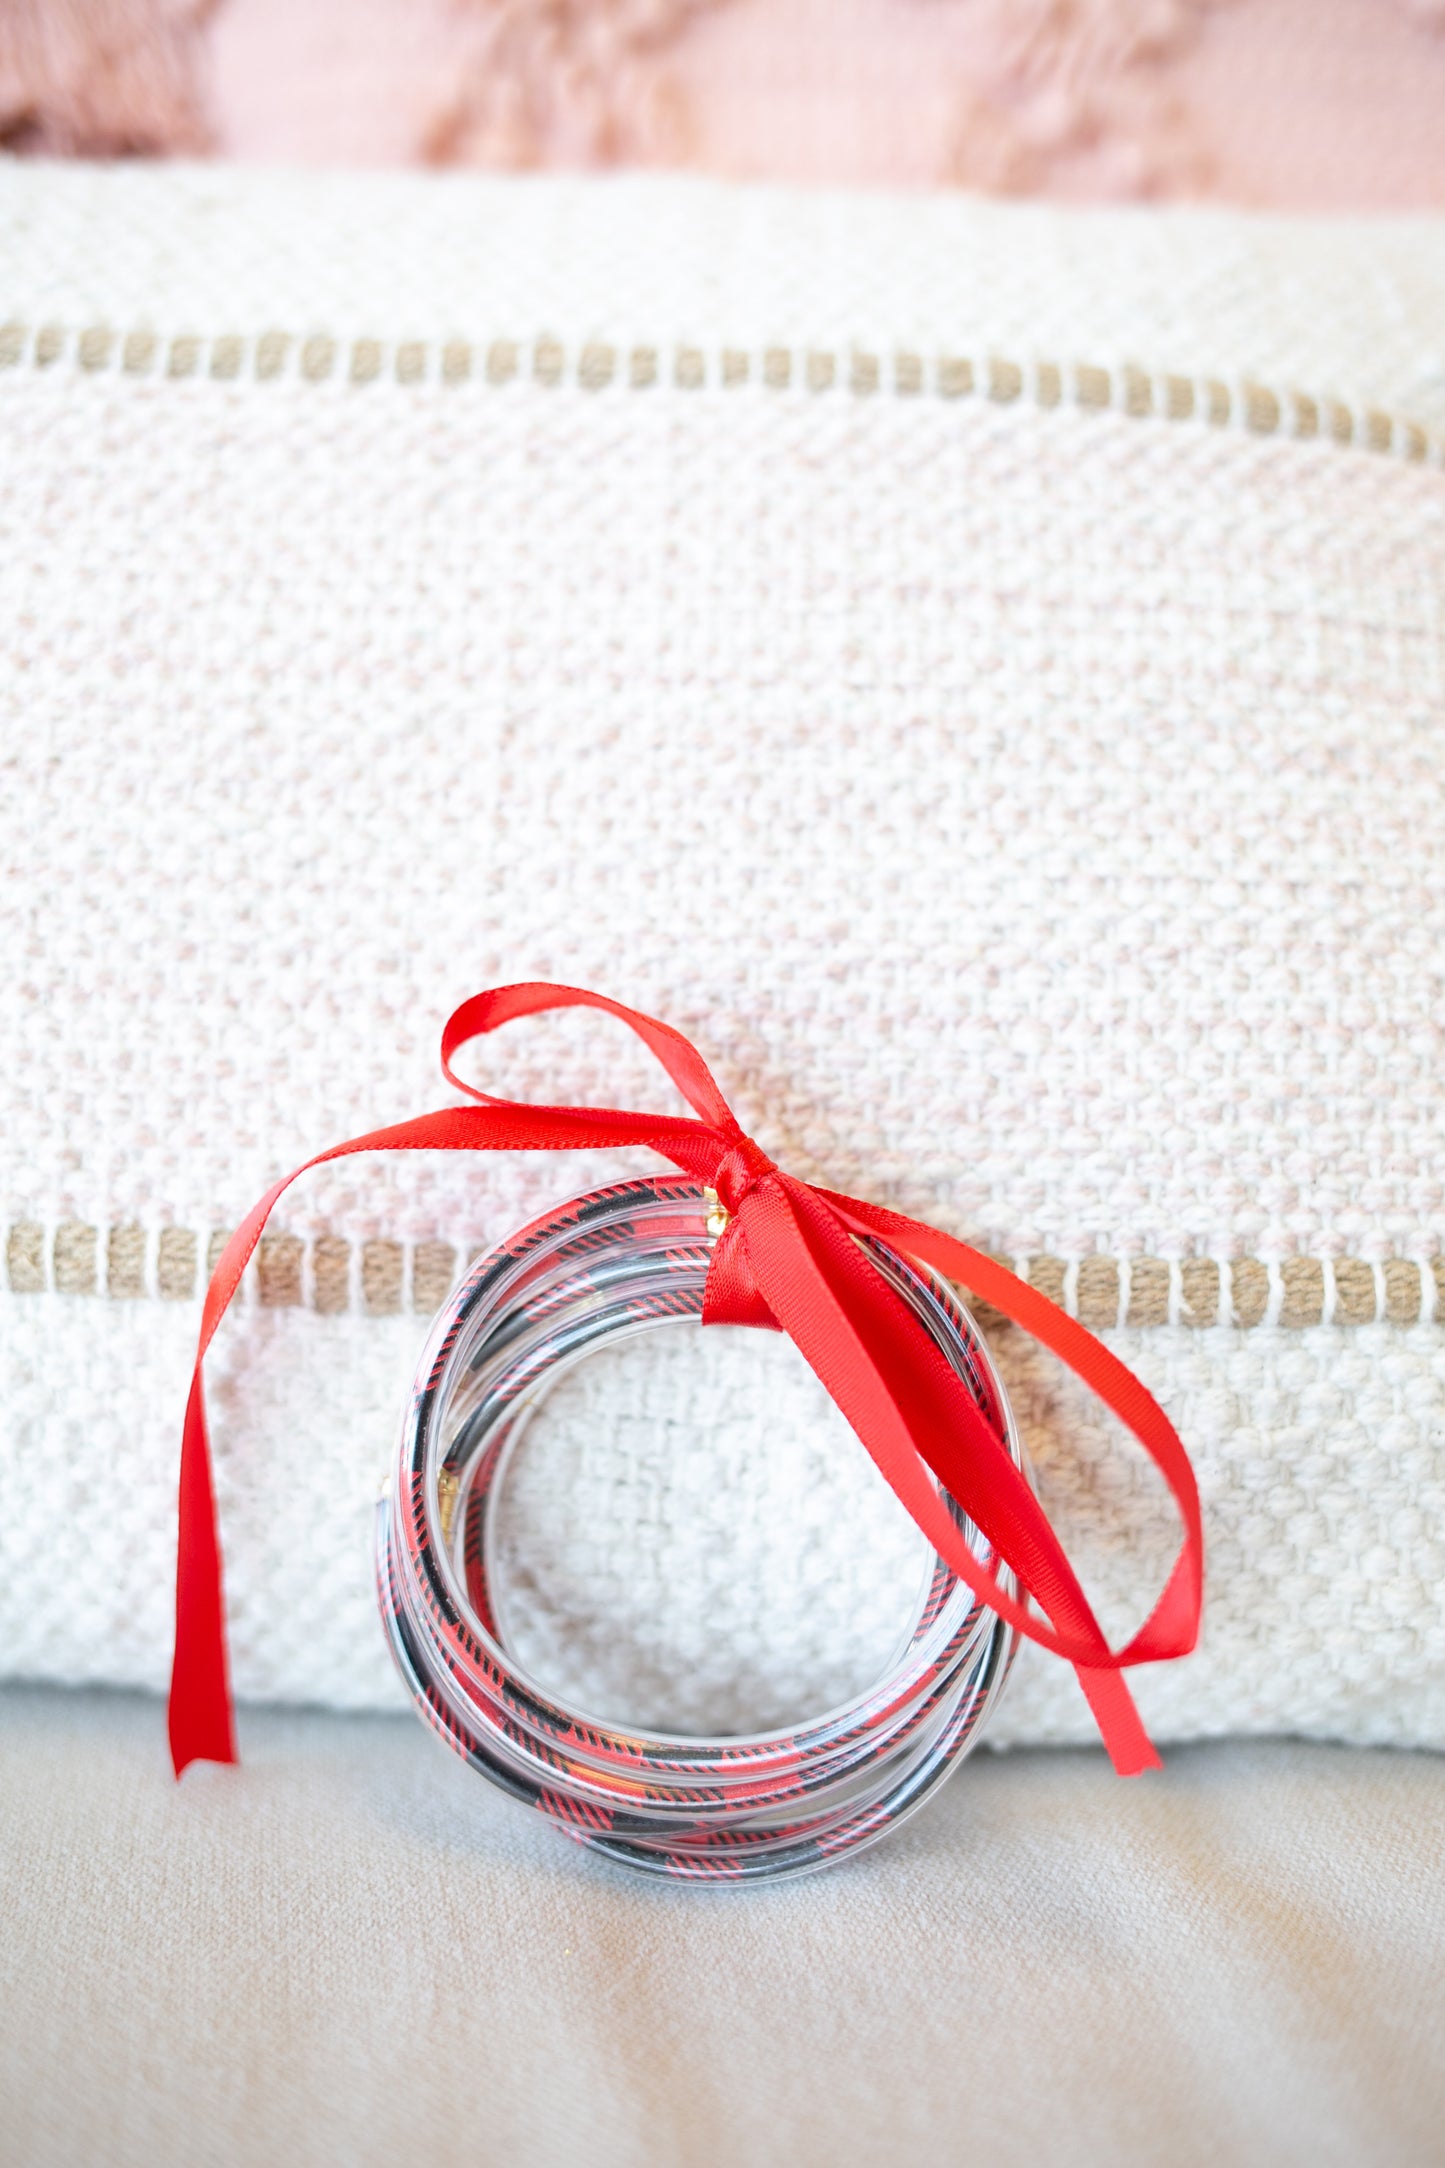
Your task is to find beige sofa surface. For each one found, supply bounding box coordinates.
[2,1686,1442,2168]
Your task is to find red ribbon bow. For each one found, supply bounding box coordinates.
[171,983,1203,1779]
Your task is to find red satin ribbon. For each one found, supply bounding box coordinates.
[170,983,1203,1779]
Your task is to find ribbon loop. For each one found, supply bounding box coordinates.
[440,981,740,1140]
[170,981,1203,1782]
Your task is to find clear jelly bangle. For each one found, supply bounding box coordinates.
[376,1175,1026,1883]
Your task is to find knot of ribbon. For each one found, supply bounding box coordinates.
[711,1136,777,1217]
[170,982,1203,1781]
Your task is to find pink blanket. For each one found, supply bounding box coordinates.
[4,0,1444,207]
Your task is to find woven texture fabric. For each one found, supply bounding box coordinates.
[1,161,1443,1747]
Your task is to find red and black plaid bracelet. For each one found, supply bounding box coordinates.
[376,1174,1023,1882]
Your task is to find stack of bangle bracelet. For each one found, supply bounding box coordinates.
[376,1174,1027,1882]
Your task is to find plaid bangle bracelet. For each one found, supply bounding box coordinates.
[376,1175,1025,1882]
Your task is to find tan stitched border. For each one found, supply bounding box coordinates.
[0,321,1438,466]
[5,1222,1441,1328]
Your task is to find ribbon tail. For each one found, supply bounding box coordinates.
[167,1099,724,1778]
[732,1181,1162,1776]
[815,1188,1204,1668]
[169,1371,236,1775]
[701,1217,782,1329]
[1074,1667,1160,1777]
[723,1188,1143,1777]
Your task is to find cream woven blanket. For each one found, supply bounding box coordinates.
[1,161,1442,1749]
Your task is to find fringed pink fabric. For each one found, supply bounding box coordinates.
[8,3,1445,216]
[0,0,213,156]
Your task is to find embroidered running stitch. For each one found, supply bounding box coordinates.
[0,322,1436,465]
[6,1218,1439,1327]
